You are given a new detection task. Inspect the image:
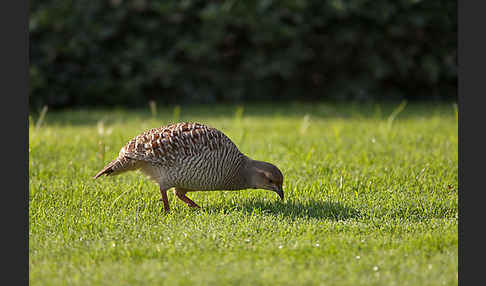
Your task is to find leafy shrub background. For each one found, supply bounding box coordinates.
[29,0,457,109]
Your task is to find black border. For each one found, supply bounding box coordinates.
[458,1,485,285]
[1,0,29,284]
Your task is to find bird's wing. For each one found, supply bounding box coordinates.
[120,123,228,165]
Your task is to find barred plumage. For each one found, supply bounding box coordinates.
[94,122,284,212]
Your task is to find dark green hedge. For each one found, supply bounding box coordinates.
[29,0,457,108]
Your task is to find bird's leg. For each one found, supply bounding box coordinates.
[174,188,201,209]
[160,187,170,212]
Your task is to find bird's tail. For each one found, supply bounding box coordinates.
[93,159,118,179]
[93,157,140,179]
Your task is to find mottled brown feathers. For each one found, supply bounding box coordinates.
[119,122,232,166]
[93,122,238,179]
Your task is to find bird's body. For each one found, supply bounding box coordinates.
[94,122,284,212]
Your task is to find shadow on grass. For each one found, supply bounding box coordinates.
[213,199,361,221]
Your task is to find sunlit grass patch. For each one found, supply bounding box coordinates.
[29,102,458,286]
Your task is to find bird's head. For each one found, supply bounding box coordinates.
[246,159,284,200]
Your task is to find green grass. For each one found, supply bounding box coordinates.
[29,102,458,285]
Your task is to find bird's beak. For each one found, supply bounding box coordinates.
[275,185,284,200]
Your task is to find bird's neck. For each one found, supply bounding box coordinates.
[225,155,254,190]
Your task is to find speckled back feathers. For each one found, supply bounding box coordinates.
[120,122,235,166]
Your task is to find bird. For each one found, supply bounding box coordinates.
[93,122,284,212]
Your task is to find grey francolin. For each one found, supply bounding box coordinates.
[94,122,284,212]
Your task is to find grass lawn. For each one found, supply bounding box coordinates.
[29,102,458,285]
